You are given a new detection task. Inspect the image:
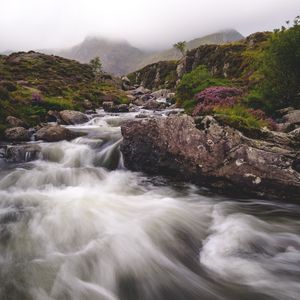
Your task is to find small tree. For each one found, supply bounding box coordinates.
[173,41,187,57]
[89,56,102,78]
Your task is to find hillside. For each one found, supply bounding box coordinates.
[0,51,127,136]
[47,30,243,75]
[128,32,269,90]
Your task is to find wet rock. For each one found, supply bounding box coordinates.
[5,127,31,142]
[6,116,28,128]
[59,110,89,125]
[121,115,300,200]
[102,101,129,113]
[85,109,96,115]
[282,110,300,125]
[5,144,41,163]
[35,125,78,142]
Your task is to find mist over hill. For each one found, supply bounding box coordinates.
[45,29,243,75]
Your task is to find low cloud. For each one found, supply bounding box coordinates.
[0,0,299,51]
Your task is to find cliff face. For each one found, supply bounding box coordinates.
[127,32,270,90]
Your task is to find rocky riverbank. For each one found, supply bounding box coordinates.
[121,114,300,200]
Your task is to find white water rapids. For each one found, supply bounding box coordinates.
[0,110,300,300]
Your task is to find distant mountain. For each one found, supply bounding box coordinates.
[46,29,244,75]
[51,37,145,76]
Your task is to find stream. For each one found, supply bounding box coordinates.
[0,109,300,300]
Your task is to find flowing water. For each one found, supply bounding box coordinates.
[0,110,300,300]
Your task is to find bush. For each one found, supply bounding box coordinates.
[260,17,300,109]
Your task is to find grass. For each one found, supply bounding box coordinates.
[213,105,269,129]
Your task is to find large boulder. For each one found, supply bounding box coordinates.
[5,127,30,142]
[35,125,78,142]
[6,116,28,128]
[59,110,89,125]
[121,115,300,200]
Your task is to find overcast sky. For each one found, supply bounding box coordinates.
[0,0,299,52]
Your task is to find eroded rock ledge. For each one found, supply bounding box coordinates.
[121,115,300,200]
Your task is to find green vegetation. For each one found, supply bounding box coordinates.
[176,65,229,112]
[0,52,128,133]
[259,17,300,110]
[173,18,300,130]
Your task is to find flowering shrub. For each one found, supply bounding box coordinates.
[192,86,242,116]
[192,86,277,130]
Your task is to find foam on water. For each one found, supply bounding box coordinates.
[0,110,300,300]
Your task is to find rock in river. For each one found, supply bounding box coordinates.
[121,114,300,200]
[5,127,31,142]
[35,125,79,142]
[59,110,89,125]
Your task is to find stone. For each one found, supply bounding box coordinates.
[5,127,30,142]
[46,110,62,123]
[150,89,170,99]
[121,115,300,200]
[5,144,41,163]
[282,110,300,125]
[35,125,78,142]
[83,99,94,110]
[59,110,89,125]
[102,102,129,113]
[6,116,28,128]
[143,100,167,110]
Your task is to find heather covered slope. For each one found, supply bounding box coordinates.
[0,51,128,137]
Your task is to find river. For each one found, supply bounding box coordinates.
[0,109,300,300]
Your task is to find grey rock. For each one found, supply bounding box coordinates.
[5,144,41,163]
[121,115,300,200]
[35,125,78,142]
[282,110,300,125]
[6,116,28,128]
[59,110,89,125]
[5,127,30,142]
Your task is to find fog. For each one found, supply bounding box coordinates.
[0,0,299,52]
